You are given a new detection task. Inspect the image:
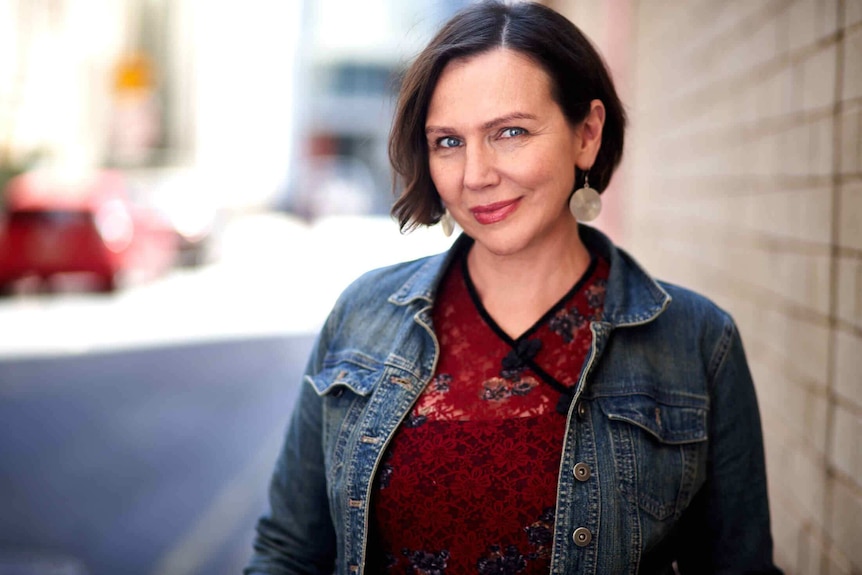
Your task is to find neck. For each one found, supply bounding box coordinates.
[465,224,592,338]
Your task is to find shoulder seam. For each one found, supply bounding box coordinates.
[706,314,735,385]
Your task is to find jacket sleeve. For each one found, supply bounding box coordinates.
[676,317,783,575]
[244,331,337,575]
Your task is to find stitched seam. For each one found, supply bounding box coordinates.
[707,316,735,385]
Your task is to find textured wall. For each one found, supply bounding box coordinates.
[554,0,862,572]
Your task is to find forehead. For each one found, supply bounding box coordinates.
[426,49,557,127]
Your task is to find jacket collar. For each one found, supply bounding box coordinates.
[387,233,470,306]
[578,225,671,327]
[388,225,670,328]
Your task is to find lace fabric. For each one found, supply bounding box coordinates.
[368,253,609,574]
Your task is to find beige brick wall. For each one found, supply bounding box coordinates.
[553,0,861,572]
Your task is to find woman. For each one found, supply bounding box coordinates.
[246,2,781,574]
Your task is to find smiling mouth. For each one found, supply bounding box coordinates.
[470,198,521,225]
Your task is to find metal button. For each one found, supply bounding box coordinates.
[573,462,592,482]
[577,401,587,418]
[572,527,592,547]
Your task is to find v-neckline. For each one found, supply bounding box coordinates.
[460,250,598,347]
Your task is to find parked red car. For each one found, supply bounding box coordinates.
[0,170,177,293]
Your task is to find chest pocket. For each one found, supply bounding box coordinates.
[598,393,708,521]
[308,352,386,482]
[308,352,383,443]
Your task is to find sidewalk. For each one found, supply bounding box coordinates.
[0,213,455,359]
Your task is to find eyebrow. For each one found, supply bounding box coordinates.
[425,112,538,136]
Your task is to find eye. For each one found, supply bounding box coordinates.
[500,127,527,138]
[436,136,462,149]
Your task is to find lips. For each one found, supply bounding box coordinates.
[470,198,521,225]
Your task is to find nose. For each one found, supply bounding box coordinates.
[463,143,499,191]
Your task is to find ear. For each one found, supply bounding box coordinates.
[573,99,605,170]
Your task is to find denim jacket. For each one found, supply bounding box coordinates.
[246,225,781,575]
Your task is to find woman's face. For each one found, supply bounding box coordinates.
[425,48,598,260]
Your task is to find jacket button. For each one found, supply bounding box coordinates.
[572,527,592,547]
[577,401,587,418]
[573,462,591,481]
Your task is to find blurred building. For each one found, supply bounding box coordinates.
[0,0,303,208]
[0,0,469,214]
[278,0,470,218]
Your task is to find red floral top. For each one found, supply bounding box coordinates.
[368,250,609,574]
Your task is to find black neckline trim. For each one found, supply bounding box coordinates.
[461,251,598,346]
[460,250,598,414]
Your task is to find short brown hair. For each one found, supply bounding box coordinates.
[389,1,626,231]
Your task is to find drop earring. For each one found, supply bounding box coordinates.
[440,209,455,237]
[569,171,602,222]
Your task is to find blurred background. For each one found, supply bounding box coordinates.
[0,0,859,574]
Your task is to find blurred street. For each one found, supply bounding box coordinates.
[0,213,454,575]
[0,334,314,575]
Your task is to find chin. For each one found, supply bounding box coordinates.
[468,230,533,259]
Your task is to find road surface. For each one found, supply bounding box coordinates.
[0,334,315,575]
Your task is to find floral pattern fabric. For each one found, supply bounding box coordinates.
[368,252,609,574]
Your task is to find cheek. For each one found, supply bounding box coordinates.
[428,159,459,200]
[553,163,577,192]
[506,158,574,192]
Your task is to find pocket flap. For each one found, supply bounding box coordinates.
[598,394,708,444]
[307,351,383,397]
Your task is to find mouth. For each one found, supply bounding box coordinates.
[470,198,521,225]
